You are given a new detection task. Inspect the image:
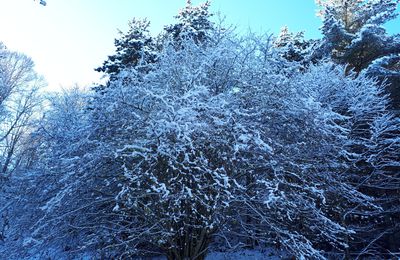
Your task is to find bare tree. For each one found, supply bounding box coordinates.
[0,43,44,177]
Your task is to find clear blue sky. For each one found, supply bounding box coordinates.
[0,0,398,90]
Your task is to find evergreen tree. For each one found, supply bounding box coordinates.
[163,0,215,46]
[274,26,319,69]
[316,0,400,108]
[95,1,215,90]
[95,18,157,80]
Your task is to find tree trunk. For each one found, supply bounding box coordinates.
[166,228,209,260]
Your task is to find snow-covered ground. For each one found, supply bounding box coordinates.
[206,249,288,260]
[2,249,288,260]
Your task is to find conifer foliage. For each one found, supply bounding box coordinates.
[95,18,157,80]
[316,0,400,108]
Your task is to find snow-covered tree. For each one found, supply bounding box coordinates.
[315,0,400,254]
[296,59,400,256]
[28,27,399,259]
[95,18,157,82]
[13,2,398,259]
[274,26,319,68]
[164,0,215,47]
[0,43,43,176]
[316,0,400,109]
[95,1,218,95]
[357,113,400,256]
[24,88,110,257]
[316,0,400,70]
